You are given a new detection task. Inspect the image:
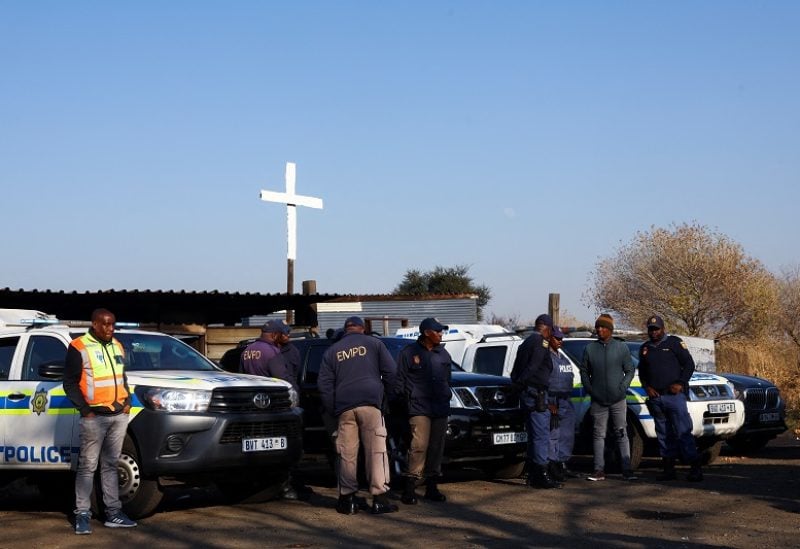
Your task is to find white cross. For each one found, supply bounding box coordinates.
[259,162,323,261]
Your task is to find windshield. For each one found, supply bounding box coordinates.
[115,332,219,372]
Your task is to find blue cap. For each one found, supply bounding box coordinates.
[262,319,290,334]
[344,316,364,329]
[647,315,665,329]
[552,326,565,339]
[535,314,554,329]
[420,317,448,332]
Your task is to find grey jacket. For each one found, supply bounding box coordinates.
[579,338,635,406]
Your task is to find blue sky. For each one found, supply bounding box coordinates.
[2,2,798,325]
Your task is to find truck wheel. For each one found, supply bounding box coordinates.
[117,437,163,519]
[627,419,645,470]
[483,459,525,479]
[699,440,722,465]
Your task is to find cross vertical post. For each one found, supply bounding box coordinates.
[259,162,324,324]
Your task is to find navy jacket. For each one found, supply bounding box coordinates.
[395,339,452,418]
[638,335,695,393]
[317,332,397,417]
[510,331,552,390]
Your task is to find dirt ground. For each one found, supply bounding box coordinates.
[1,433,798,549]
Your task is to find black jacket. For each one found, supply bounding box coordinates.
[638,335,695,393]
[395,339,452,418]
[510,331,552,390]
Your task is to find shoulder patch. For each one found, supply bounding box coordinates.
[680,341,687,349]
[413,355,421,365]
[542,340,549,348]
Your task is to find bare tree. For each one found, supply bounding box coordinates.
[586,222,777,339]
[777,266,800,352]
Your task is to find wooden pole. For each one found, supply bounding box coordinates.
[548,293,560,327]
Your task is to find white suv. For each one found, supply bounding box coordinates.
[457,334,744,468]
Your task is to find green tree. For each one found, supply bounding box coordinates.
[586,222,777,339]
[394,264,492,320]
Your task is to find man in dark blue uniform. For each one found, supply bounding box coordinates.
[317,316,399,514]
[638,315,703,482]
[395,317,452,505]
[510,314,560,489]
[546,327,578,482]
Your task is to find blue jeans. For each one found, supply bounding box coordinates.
[74,413,128,515]
[647,393,698,462]
[524,406,551,466]
[590,399,631,472]
[548,397,576,463]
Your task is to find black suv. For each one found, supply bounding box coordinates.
[220,336,527,478]
[719,373,787,454]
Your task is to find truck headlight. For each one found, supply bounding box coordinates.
[137,386,212,412]
[288,386,299,408]
[449,387,482,409]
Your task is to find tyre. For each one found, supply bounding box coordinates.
[117,437,163,519]
[483,459,526,480]
[699,440,722,465]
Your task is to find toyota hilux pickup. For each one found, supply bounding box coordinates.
[0,309,303,518]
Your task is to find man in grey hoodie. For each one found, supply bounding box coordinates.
[578,314,636,482]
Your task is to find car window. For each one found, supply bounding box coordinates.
[561,340,590,365]
[115,333,217,371]
[0,336,20,380]
[22,335,66,381]
[473,346,507,376]
[302,344,329,385]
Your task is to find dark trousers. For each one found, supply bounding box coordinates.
[648,393,699,462]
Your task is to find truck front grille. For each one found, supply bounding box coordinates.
[209,387,292,413]
[473,386,521,410]
[744,387,780,410]
[219,420,301,444]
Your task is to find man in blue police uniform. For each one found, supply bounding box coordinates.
[546,327,578,482]
[510,314,561,489]
[395,317,452,504]
[317,316,399,515]
[638,315,703,482]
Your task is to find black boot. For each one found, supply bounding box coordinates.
[548,461,565,482]
[656,458,677,481]
[401,476,418,505]
[529,464,563,489]
[687,460,704,482]
[424,478,447,502]
[561,461,581,479]
[336,493,359,515]
[371,492,399,514]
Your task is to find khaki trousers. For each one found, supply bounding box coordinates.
[406,415,447,480]
[336,406,391,496]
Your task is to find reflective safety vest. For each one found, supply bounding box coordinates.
[71,333,129,411]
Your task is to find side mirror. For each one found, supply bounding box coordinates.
[38,360,65,380]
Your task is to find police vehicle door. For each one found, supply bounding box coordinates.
[2,333,76,470]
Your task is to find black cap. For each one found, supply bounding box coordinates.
[647,315,665,329]
[262,319,291,334]
[535,314,554,329]
[420,317,448,332]
[344,316,365,329]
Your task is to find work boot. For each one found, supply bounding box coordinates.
[336,493,359,515]
[424,478,447,502]
[371,492,399,514]
[529,464,563,489]
[401,476,418,505]
[656,458,677,481]
[548,461,565,482]
[687,461,704,482]
[561,462,581,478]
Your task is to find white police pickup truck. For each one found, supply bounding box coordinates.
[0,310,303,517]
[456,334,744,469]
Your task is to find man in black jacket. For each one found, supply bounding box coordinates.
[395,317,452,504]
[638,315,702,482]
[510,314,560,489]
[317,316,399,515]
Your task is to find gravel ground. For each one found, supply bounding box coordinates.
[1,433,798,549]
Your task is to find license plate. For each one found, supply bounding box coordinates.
[708,403,736,414]
[242,437,287,452]
[759,412,780,422]
[493,432,527,445]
